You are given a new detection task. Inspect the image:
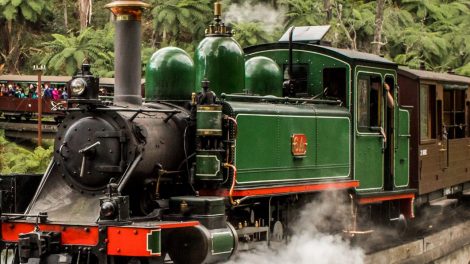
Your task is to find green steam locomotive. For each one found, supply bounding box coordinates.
[2,1,470,263]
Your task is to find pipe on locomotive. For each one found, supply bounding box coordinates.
[105,0,150,107]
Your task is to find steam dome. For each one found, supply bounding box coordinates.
[145,47,194,100]
[245,56,282,96]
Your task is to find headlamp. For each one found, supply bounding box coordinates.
[100,201,116,218]
[70,78,87,96]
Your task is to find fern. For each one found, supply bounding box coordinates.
[0,131,53,174]
[40,27,114,76]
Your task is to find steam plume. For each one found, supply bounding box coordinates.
[223,0,286,33]
[227,192,365,264]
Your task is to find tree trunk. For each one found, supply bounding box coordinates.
[162,28,167,44]
[323,0,332,22]
[5,24,23,74]
[63,0,68,30]
[79,0,92,31]
[334,3,357,50]
[372,0,385,55]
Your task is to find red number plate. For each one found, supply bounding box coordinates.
[291,134,307,156]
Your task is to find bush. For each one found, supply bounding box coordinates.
[0,132,53,174]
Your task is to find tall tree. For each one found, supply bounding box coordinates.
[323,0,331,22]
[63,0,68,29]
[0,0,49,73]
[150,0,211,47]
[331,1,375,50]
[372,0,385,55]
[78,0,92,31]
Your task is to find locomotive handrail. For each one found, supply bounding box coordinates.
[220,93,342,105]
[66,107,181,114]
[117,153,143,193]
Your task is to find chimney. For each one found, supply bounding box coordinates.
[105,0,150,106]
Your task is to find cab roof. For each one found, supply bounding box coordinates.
[244,42,396,68]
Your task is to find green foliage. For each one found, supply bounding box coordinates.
[141,46,155,75]
[40,27,113,76]
[0,133,53,174]
[333,0,376,49]
[233,22,274,48]
[281,0,324,27]
[150,0,211,46]
[2,0,470,78]
[385,0,470,72]
[0,0,49,22]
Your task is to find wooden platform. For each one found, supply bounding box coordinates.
[366,220,470,263]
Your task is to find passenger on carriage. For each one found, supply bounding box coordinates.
[52,87,60,100]
[43,84,52,98]
[0,84,6,96]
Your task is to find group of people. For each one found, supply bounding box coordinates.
[0,83,68,100]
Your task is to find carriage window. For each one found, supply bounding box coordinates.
[443,88,466,139]
[323,68,346,105]
[283,64,308,97]
[420,84,436,140]
[357,75,381,131]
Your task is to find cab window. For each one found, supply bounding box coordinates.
[323,68,346,106]
[282,64,309,97]
[357,74,381,132]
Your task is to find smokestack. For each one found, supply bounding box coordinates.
[106,0,149,106]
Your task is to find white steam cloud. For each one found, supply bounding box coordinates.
[226,192,365,264]
[223,0,286,33]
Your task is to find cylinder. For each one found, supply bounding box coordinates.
[106,1,150,106]
[166,224,237,264]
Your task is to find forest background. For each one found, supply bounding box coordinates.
[1,0,470,77]
[1,0,470,173]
